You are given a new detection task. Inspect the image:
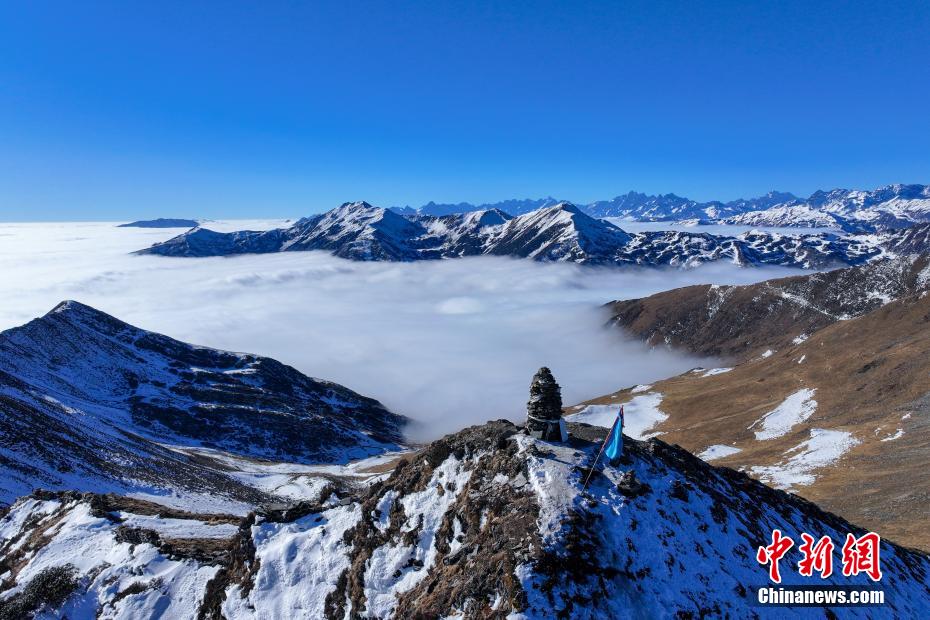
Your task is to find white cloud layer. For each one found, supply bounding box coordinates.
[0,221,804,439]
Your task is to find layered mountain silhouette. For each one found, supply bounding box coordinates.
[392,183,930,231]
[136,201,902,269]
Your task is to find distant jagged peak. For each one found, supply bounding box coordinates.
[316,200,423,233]
[326,201,410,222]
[392,196,563,217]
[762,189,799,201]
[336,200,379,211]
[504,200,631,246]
[322,200,390,222]
[456,207,512,227]
[508,201,592,226]
[539,200,581,213]
[724,190,800,209]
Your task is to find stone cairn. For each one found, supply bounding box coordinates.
[525,367,567,441]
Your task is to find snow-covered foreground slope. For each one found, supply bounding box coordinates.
[137,201,898,269]
[3,421,927,618]
[0,301,406,510]
[0,493,235,619]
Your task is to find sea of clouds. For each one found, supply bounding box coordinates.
[0,220,805,439]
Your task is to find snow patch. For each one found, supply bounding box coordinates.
[751,429,859,490]
[750,389,818,440]
[115,513,238,539]
[881,429,904,442]
[697,445,742,461]
[373,489,398,532]
[565,392,667,439]
[223,504,360,619]
[3,500,220,620]
[363,455,472,618]
[515,435,582,544]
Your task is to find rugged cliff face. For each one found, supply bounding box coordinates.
[2,421,928,619]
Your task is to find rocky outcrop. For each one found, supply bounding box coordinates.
[525,367,566,442]
[3,423,929,618]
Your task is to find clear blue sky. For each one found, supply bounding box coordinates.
[1,0,929,220]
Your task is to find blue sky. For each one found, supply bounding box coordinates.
[1,0,928,221]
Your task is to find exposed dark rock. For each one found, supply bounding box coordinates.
[198,514,260,620]
[525,368,566,442]
[616,470,651,498]
[324,420,535,619]
[115,525,161,547]
[0,565,78,620]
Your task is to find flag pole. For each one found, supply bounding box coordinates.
[580,410,618,495]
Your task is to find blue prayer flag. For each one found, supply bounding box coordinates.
[604,407,624,460]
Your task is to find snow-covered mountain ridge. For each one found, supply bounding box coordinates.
[137,201,923,269]
[0,301,407,510]
[393,184,930,231]
[1,421,927,618]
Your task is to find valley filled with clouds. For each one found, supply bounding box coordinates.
[0,220,804,438]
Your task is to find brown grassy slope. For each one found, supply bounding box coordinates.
[578,290,930,549]
[606,255,929,360]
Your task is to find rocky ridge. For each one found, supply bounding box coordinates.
[607,253,930,360]
[0,301,407,511]
[2,421,928,618]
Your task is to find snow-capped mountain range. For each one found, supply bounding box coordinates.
[392,197,562,217]
[1,421,928,618]
[0,301,406,511]
[137,200,925,269]
[393,184,930,231]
